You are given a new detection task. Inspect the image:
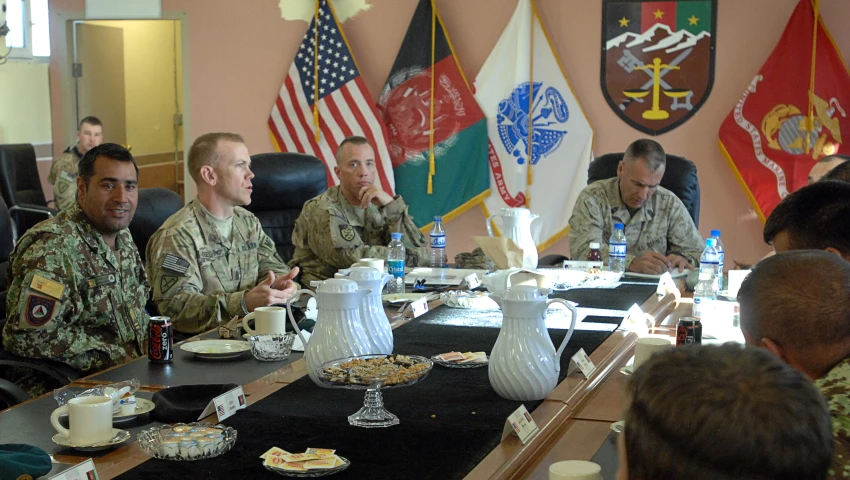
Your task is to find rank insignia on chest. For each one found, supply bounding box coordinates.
[25,295,56,327]
[339,225,356,242]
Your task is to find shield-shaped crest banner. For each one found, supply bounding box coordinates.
[601,0,717,135]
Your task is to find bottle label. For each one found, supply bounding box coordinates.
[609,243,626,258]
[430,234,446,249]
[388,260,405,278]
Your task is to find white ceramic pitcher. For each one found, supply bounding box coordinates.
[287,278,374,386]
[335,267,394,355]
[486,207,539,268]
[488,285,577,401]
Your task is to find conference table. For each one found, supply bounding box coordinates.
[0,278,688,480]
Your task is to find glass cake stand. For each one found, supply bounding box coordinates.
[316,354,433,428]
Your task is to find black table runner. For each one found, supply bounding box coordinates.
[551,283,657,311]
[117,312,618,480]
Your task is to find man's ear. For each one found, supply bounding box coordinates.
[617,160,624,177]
[824,246,850,262]
[333,165,341,179]
[760,337,788,362]
[200,165,216,186]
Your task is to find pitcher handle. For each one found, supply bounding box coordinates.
[546,298,578,373]
[286,289,315,348]
[485,214,498,237]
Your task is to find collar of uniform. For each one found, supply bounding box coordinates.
[190,199,231,247]
[815,357,850,392]
[68,201,133,261]
[329,186,371,228]
[602,177,655,224]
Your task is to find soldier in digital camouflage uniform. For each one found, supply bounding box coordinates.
[568,139,703,274]
[146,133,299,335]
[290,136,428,286]
[738,251,850,480]
[48,116,104,211]
[3,143,148,398]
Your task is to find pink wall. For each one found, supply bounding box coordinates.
[48,0,850,265]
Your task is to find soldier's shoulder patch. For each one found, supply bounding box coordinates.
[161,253,190,275]
[263,237,275,250]
[160,275,178,292]
[59,170,76,182]
[339,225,356,242]
[30,274,65,299]
[25,294,56,327]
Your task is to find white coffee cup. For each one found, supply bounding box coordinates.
[243,306,288,336]
[50,395,113,446]
[352,258,384,270]
[549,460,602,480]
[633,336,674,370]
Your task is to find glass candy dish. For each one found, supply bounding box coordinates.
[248,333,296,361]
[316,354,433,428]
[263,456,351,477]
[138,422,237,461]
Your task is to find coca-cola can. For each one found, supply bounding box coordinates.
[148,316,173,363]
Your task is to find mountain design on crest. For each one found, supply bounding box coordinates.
[606,23,711,54]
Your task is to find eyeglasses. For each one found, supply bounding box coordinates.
[412,278,427,291]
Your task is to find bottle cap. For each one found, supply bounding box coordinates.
[589,242,600,249]
[391,232,402,240]
[710,229,721,237]
[706,238,716,247]
[614,222,624,229]
[433,216,442,222]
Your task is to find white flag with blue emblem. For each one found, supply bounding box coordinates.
[475,0,594,251]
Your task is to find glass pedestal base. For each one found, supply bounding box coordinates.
[347,387,399,428]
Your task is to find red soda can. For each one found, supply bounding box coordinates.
[148,316,174,362]
[676,317,702,346]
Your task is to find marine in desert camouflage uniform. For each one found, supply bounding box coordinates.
[48,116,104,211]
[146,133,298,335]
[738,251,850,480]
[290,136,428,286]
[568,139,702,273]
[3,144,147,397]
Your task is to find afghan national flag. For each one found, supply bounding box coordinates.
[719,0,850,220]
[376,0,489,229]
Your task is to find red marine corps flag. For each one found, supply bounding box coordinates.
[719,0,850,220]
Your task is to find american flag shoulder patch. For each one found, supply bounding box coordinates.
[161,253,190,275]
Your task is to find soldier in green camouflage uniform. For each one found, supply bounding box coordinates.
[146,133,298,335]
[738,251,850,480]
[290,136,428,286]
[48,116,104,211]
[568,140,702,273]
[3,143,147,397]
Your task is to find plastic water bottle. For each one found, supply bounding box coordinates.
[429,216,447,268]
[608,223,627,272]
[692,272,716,320]
[387,232,406,294]
[699,238,720,294]
[710,229,724,291]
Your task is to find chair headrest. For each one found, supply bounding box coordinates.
[0,197,13,262]
[0,144,40,206]
[129,188,184,261]
[246,152,328,212]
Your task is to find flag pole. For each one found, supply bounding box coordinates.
[313,0,321,142]
[526,0,535,208]
[805,0,819,154]
[427,0,437,195]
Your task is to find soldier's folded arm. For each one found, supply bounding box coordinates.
[147,231,244,334]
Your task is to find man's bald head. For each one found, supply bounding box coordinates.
[808,154,849,184]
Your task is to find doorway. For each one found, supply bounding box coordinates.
[70,19,184,194]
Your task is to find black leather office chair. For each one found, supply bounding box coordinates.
[244,152,328,263]
[0,197,15,321]
[129,188,184,262]
[587,152,701,227]
[0,144,57,238]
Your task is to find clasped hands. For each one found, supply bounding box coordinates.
[244,267,300,312]
[357,185,394,209]
[628,251,694,275]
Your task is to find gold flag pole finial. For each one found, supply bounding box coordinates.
[427,0,437,195]
[526,0,535,208]
[806,0,819,154]
[313,0,321,143]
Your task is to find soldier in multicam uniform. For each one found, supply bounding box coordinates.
[738,251,850,480]
[290,136,428,286]
[146,133,299,335]
[48,116,104,211]
[2,143,148,397]
[568,139,703,274]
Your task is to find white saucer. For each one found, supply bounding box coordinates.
[113,398,156,423]
[180,340,251,359]
[622,270,689,280]
[52,428,131,451]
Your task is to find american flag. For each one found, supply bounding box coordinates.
[268,0,395,194]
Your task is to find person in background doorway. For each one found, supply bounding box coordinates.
[49,116,104,211]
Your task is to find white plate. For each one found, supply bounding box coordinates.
[53,428,131,451]
[622,270,689,280]
[404,268,488,286]
[113,398,156,423]
[180,340,251,359]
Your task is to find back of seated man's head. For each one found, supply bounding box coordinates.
[620,344,833,480]
[821,158,850,183]
[763,180,850,260]
[737,250,850,379]
[809,154,849,184]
